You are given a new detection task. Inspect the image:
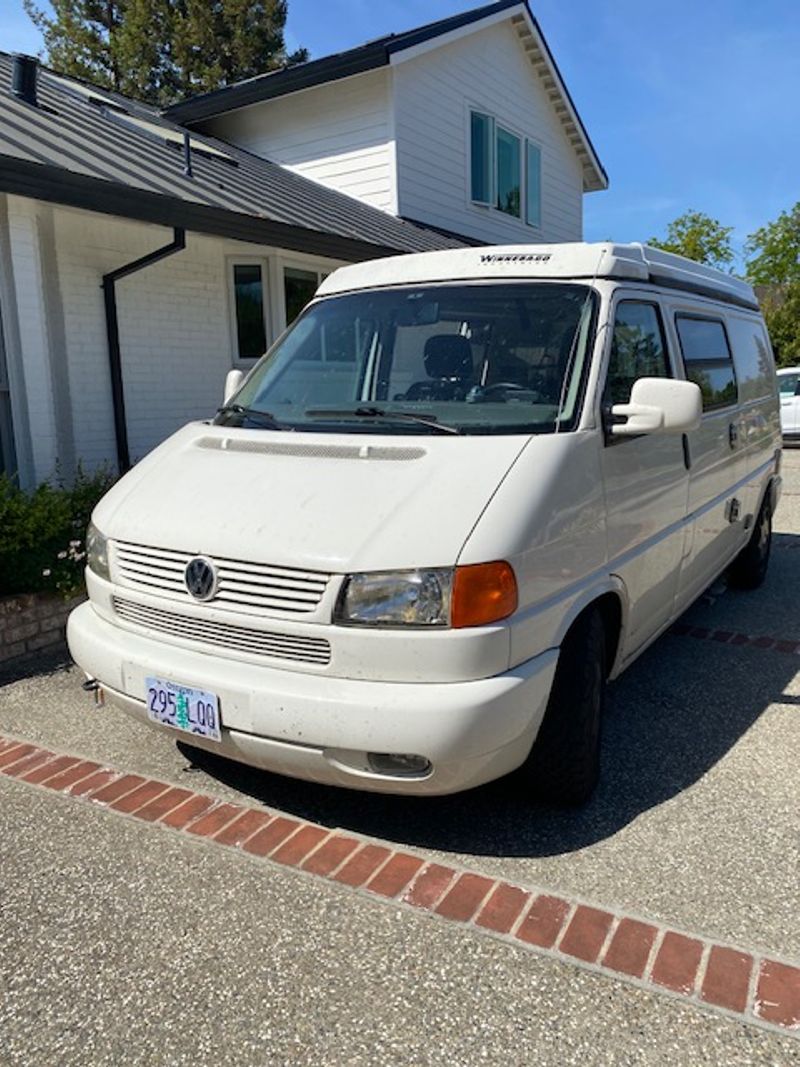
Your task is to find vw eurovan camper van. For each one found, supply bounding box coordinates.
[68,243,782,803]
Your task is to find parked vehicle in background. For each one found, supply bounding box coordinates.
[778,366,800,441]
[67,243,782,805]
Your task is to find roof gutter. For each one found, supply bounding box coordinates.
[102,228,186,473]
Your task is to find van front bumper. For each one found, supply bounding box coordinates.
[67,602,558,796]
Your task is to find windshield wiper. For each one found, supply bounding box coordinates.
[217,404,289,430]
[304,406,461,435]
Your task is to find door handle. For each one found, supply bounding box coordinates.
[728,422,739,448]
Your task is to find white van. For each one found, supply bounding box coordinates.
[68,243,782,803]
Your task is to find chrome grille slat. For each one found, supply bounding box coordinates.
[114,541,330,614]
[113,598,331,665]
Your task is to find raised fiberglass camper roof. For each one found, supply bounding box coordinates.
[317,242,759,311]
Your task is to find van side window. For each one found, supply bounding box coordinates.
[606,301,670,405]
[779,373,799,396]
[676,316,738,411]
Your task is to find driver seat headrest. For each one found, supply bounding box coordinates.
[424,335,473,380]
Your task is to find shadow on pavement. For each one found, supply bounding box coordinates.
[177,536,800,859]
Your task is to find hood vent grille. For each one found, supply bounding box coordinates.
[197,437,426,462]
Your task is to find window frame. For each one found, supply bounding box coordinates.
[468,107,542,230]
[674,313,739,413]
[601,296,674,445]
[227,256,270,367]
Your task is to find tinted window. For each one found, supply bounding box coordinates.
[284,267,319,327]
[605,302,671,405]
[676,316,737,411]
[726,317,775,402]
[779,374,799,396]
[233,264,267,359]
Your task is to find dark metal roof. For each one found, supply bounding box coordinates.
[0,53,464,261]
[166,0,523,124]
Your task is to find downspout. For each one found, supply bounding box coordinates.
[102,228,186,473]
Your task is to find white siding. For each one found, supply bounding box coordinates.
[392,20,584,244]
[202,70,396,214]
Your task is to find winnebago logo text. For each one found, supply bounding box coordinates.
[480,253,552,264]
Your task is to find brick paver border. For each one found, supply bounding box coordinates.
[0,733,798,1038]
[669,622,800,655]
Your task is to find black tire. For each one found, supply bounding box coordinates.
[728,495,772,590]
[520,607,606,806]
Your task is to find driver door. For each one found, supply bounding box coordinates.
[599,296,689,657]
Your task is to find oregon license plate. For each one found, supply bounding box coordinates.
[145,677,221,742]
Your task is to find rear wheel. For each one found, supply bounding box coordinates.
[520,607,606,806]
[728,495,772,590]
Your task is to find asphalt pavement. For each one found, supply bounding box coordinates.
[1,451,799,1065]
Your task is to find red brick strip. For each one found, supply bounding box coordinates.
[2,731,799,1039]
[670,622,799,655]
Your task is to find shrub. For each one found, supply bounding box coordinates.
[0,467,115,598]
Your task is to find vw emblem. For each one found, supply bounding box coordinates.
[184,557,218,602]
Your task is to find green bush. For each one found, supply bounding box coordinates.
[0,467,115,598]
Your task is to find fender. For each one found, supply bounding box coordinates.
[552,572,630,680]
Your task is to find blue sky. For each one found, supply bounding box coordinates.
[3,0,799,265]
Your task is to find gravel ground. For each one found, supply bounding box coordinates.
[1,779,798,1067]
[1,453,798,1064]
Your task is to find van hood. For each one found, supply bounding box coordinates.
[94,423,531,573]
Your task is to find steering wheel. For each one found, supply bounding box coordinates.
[476,382,529,402]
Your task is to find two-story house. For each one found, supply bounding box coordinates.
[0,0,606,488]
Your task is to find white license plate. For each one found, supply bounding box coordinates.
[145,677,221,742]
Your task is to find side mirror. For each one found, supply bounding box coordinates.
[223,369,244,405]
[611,378,702,437]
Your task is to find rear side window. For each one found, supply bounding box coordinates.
[676,316,737,411]
[605,301,671,405]
[724,317,775,403]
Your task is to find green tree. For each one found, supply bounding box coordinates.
[745,202,800,366]
[649,210,735,271]
[25,0,308,106]
[745,202,800,285]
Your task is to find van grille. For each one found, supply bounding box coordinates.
[114,542,329,615]
[113,597,332,665]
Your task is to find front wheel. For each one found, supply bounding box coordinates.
[518,607,606,807]
[728,496,772,590]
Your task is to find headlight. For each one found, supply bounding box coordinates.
[86,521,110,580]
[335,569,452,627]
[335,562,518,629]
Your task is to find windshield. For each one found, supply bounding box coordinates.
[218,282,597,435]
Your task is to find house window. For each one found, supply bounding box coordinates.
[470,110,541,227]
[526,142,542,228]
[284,267,325,327]
[470,111,494,205]
[231,263,267,360]
[496,126,521,218]
[676,315,738,411]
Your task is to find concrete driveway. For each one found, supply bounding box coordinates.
[1,451,799,1066]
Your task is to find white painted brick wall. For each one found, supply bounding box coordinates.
[6,203,344,477]
[6,200,58,482]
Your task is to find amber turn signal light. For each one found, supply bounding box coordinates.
[451,561,518,629]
